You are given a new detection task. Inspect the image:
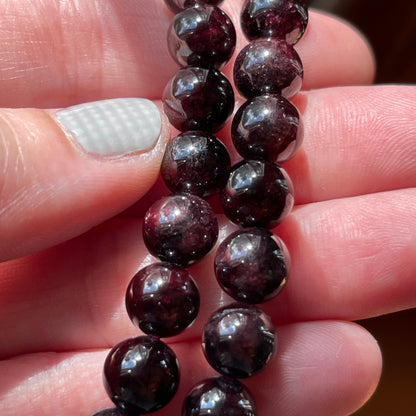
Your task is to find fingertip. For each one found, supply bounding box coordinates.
[306,321,382,415]
[344,321,383,410]
[0,99,170,261]
[298,10,376,89]
[245,321,382,416]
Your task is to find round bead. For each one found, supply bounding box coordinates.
[103,336,180,414]
[126,263,200,337]
[241,0,309,44]
[220,160,294,228]
[161,131,231,198]
[164,0,224,14]
[202,304,276,378]
[163,66,234,132]
[233,38,303,99]
[214,228,289,304]
[183,377,257,416]
[232,94,303,163]
[168,5,236,69]
[90,408,127,416]
[143,194,218,266]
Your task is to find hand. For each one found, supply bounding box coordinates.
[0,1,415,415]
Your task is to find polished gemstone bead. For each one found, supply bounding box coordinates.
[220,160,294,228]
[143,194,218,266]
[164,0,224,14]
[183,377,257,416]
[163,66,234,132]
[126,263,200,337]
[90,408,127,416]
[168,5,236,68]
[234,38,303,99]
[202,304,276,378]
[161,131,231,198]
[241,0,309,44]
[103,336,180,414]
[214,228,289,304]
[231,94,303,163]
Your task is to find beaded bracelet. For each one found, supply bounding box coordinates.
[91,1,308,415]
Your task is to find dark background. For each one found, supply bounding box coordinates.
[311,0,416,83]
[309,0,416,414]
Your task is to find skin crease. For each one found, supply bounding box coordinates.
[0,0,414,415]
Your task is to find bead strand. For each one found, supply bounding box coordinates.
[90,1,308,415]
[91,1,235,415]
[183,0,308,415]
[163,3,263,414]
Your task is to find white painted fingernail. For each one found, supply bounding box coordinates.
[55,98,162,156]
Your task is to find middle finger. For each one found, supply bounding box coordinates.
[0,1,374,107]
[0,187,415,357]
[285,84,416,203]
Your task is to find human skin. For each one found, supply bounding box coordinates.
[0,1,415,415]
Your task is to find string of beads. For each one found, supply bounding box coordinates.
[92,1,308,415]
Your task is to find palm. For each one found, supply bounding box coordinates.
[0,1,415,416]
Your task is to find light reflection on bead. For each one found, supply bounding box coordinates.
[241,0,309,44]
[164,0,224,14]
[183,377,257,416]
[161,131,231,198]
[220,160,294,228]
[143,194,219,266]
[103,336,180,414]
[163,66,234,132]
[234,38,303,99]
[202,303,276,378]
[168,5,236,68]
[215,228,289,304]
[232,94,303,163]
[126,263,200,337]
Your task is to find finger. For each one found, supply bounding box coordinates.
[1,189,415,357]
[221,7,375,89]
[0,0,176,107]
[0,321,381,416]
[287,85,416,203]
[0,98,169,262]
[272,188,416,323]
[296,10,375,90]
[0,218,146,358]
[0,1,374,108]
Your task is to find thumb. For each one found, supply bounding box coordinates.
[0,98,169,262]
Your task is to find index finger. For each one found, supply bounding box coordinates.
[0,0,374,108]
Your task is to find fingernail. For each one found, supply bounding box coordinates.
[55,98,162,156]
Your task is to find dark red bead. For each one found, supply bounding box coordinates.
[163,66,234,132]
[220,160,294,228]
[202,304,276,378]
[168,5,236,69]
[164,0,224,14]
[103,336,180,414]
[161,131,230,198]
[90,408,127,416]
[214,228,289,304]
[241,0,309,44]
[232,94,303,163]
[126,263,200,337]
[143,194,218,266]
[233,38,303,99]
[183,377,257,416]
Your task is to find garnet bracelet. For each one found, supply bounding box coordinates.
[92,1,308,415]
